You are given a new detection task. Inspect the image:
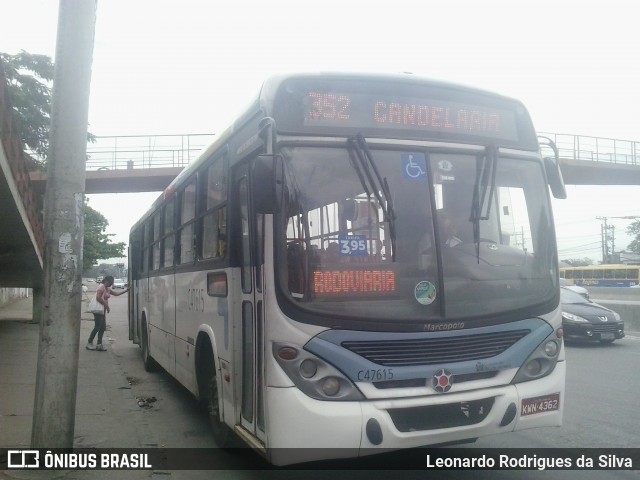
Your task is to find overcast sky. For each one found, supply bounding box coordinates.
[3,0,640,264]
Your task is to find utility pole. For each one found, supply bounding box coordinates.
[596,215,640,265]
[32,0,97,448]
[597,216,608,264]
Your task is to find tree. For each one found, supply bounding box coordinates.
[0,50,94,166]
[83,203,126,271]
[2,50,117,271]
[83,263,123,280]
[561,257,594,267]
[0,50,53,164]
[626,220,640,254]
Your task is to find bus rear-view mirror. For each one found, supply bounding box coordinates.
[538,136,567,199]
[544,156,567,199]
[252,154,284,214]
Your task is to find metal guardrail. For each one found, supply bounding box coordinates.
[84,133,640,172]
[84,134,215,171]
[539,132,640,166]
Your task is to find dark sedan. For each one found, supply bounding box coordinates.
[561,287,625,344]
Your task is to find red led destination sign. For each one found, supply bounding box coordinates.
[313,269,396,296]
[303,91,518,141]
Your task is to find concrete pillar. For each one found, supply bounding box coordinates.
[31,287,43,325]
[31,0,96,448]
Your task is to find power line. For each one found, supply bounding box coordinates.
[595,216,640,264]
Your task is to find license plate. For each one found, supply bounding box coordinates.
[521,393,560,416]
[600,332,615,340]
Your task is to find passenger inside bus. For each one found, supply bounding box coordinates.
[438,211,464,248]
[418,210,465,255]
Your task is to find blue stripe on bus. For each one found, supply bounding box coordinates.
[304,319,552,383]
[575,280,638,287]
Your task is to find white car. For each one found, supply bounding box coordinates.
[112,278,127,289]
[559,278,589,300]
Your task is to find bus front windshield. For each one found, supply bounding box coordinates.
[277,143,558,324]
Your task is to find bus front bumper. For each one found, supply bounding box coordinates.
[265,360,565,466]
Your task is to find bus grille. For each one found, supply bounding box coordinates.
[341,330,530,366]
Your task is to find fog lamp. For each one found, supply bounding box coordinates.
[524,359,542,376]
[322,377,340,396]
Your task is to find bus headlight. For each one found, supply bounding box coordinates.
[273,342,364,401]
[543,340,558,356]
[512,333,561,384]
[299,359,318,378]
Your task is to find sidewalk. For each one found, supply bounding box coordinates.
[0,295,39,449]
[0,291,153,479]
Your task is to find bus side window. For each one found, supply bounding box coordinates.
[142,222,150,273]
[152,212,161,270]
[162,199,175,267]
[178,180,197,264]
[200,161,227,260]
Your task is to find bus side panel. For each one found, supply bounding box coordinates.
[148,274,176,376]
[174,269,203,396]
[129,279,138,344]
[134,276,149,343]
[174,269,233,398]
[166,272,177,376]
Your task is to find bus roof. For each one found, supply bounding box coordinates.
[130,72,538,236]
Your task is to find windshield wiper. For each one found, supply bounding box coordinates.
[283,162,314,300]
[470,144,498,262]
[349,134,397,261]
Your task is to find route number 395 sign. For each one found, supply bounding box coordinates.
[338,235,368,256]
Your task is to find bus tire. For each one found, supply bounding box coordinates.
[205,362,233,447]
[141,318,158,372]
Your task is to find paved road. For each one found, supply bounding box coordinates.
[1,287,639,479]
[104,290,640,479]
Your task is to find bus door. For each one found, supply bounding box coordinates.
[233,161,266,442]
[128,240,140,344]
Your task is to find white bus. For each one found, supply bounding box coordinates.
[128,73,567,465]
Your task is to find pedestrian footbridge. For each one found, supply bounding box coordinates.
[540,133,640,185]
[3,94,640,288]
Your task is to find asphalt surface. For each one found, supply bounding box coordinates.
[1,288,638,480]
[0,288,153,479]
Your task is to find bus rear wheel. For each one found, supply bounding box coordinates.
[206,364,233,447]
[141,319,158,372]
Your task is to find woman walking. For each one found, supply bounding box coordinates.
[86,275,128,351]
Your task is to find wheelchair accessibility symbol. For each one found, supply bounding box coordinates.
[402,153,426,180]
